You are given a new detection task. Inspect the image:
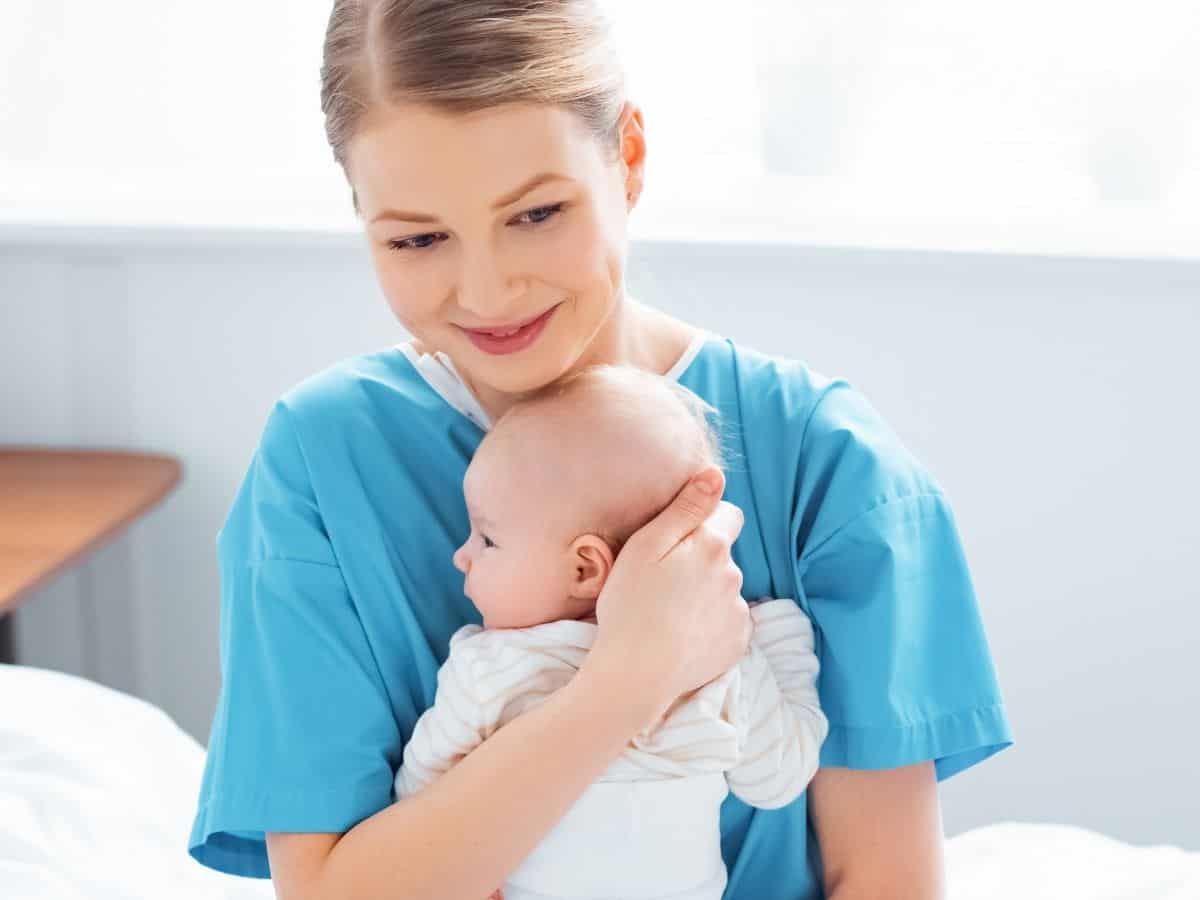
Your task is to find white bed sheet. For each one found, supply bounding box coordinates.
[2,662,1197,900]
[945,822,1200,900]
[1,663,272,900]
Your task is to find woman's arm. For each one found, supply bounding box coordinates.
[267,468,750,900]
[268,663,656,900]
[806,760,946,900]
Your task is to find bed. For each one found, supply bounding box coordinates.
[3,662,1198,900]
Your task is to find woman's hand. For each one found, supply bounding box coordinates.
[585,466,749,731]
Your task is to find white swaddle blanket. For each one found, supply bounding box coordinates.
[394,598,828,900]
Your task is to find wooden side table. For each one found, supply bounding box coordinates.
[0,448,183,663]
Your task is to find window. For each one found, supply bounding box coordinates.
[604,0,1199,259]
[3,0,1196,258]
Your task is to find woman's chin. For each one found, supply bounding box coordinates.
[472,349,575,395]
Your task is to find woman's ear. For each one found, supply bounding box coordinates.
[568,534,615,600]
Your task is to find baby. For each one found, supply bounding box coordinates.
[393,364,828,900]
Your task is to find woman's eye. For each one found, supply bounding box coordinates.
[386,202,565,253]
[387,233,444,252]
[513,202,565,226]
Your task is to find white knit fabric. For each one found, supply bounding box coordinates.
[394,598,828,900]
[395,328,712,433]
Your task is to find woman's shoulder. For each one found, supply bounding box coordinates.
[236,343,470,506]
[272,343,446,427]
[694,337,926,463]
[218,344,472,565]
[247,343,474,470]
[692,337,944,537]
[686,335,848,432]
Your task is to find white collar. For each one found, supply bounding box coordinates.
[397,329,710,431]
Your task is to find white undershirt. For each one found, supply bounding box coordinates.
[396,328,711,431]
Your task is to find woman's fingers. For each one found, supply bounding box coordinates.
[639,466,726,561]
[702,500,745,548]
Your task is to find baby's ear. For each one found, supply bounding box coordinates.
[569,534,615,599]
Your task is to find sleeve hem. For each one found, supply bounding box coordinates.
[817,701,1013,783]
[188,779,393,879]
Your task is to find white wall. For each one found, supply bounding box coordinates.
[2,228,1197,849]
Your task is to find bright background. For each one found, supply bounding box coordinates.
[2,0,1198,258]
[3,0,1198,852]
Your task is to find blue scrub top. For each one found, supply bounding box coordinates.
[188,333,1013,896]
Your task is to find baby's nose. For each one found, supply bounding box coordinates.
[452,543,469,573]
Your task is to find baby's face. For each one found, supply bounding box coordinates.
[451,384,700,630]
[452,435,596,629]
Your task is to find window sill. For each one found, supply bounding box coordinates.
[2,216,1196,264]
[1,166,1196,262]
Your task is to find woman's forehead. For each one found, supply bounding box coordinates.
[348,102,600,215]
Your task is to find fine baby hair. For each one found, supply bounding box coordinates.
[482,362,726,551]
[399,362,828,900]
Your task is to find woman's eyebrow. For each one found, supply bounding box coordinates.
[370,172,572,224]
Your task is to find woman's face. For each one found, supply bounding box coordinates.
[346,99,645,400]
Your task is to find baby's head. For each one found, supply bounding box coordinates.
[452,364,722,629]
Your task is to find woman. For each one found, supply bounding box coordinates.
[188,2,1014,898]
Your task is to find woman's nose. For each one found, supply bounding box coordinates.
[458,253,525,319]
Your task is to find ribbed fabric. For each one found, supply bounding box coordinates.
[394,599,826,898]
[397,597,825,794]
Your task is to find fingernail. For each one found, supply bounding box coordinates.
[695,473,718,494]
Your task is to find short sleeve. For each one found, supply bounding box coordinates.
[792,382,1013,781]
[188,401,403,878]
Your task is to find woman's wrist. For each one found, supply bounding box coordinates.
[573,654,670,740]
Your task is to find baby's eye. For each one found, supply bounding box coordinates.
[481,534,496,549]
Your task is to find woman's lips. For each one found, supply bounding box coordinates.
[463,307,551,336]
[460,303,561,355]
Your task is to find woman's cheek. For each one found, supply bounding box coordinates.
[551,220,607,285]
[379,261,445,331]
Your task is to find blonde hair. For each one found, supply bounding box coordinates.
[319,0,627,211]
